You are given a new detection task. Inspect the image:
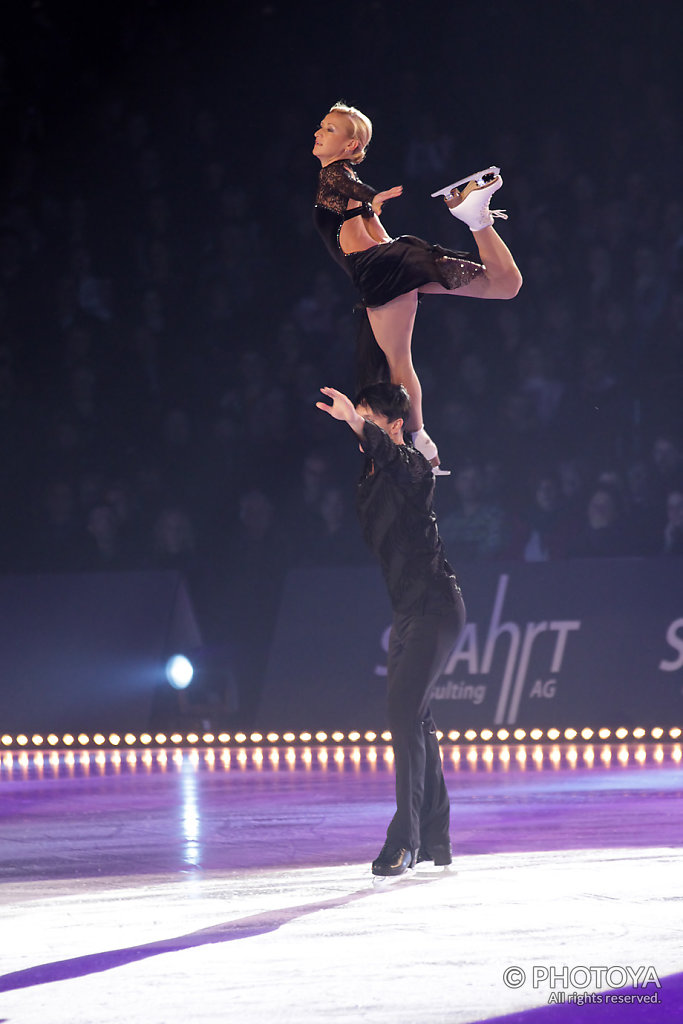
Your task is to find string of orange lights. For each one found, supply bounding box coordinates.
[1,725,681,753]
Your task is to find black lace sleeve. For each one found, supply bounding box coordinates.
[315,160,377,214]
[361,421,431,485]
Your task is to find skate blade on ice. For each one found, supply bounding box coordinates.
[415,863,455,876]
[431,166,500,199]
[371,864,455,887]
[372,867,416,888]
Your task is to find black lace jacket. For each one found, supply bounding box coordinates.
[356,421,460,615]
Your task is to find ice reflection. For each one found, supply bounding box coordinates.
[180,762,201,867]
[1,741,683,783]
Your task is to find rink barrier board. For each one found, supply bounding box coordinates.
[256,558,683,732]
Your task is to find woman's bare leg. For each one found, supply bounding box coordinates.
[469,224,522,297]
[418,225,522,301]
[366,290,423,432]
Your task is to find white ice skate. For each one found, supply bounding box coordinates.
[411,427,451,477]
[431,166,508,232]
[430,165,501,199]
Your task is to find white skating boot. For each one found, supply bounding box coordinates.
[431,166,508,232]
[411,427,451,476]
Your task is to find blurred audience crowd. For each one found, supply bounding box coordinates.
[1,1,682,720]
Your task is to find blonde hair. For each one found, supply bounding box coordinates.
[329,101,372,163]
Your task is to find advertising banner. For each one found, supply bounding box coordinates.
[257,559,683,733]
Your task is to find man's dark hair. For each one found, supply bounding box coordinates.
[353,382,411,423]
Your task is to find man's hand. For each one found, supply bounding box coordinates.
[316,387,366,436]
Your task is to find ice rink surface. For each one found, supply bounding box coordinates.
[1,743,682,1023]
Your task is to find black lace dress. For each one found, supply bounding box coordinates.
[313,159,483,310]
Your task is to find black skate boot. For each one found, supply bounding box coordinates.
[371,843,417,877]
[417,839,453,867]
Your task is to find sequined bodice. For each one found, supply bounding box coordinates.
[313,160,377,271]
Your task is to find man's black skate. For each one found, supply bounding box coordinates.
[371,844,416,877]
[417,840,452,866]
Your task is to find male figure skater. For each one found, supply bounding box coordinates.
[316,382,465,877]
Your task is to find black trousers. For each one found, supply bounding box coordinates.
[384,591,466,852]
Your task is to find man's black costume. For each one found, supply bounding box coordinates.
[357,420,465,872]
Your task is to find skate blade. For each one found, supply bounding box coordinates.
[372,867,416,888]
[416,863,455,875]
[431,165,500,199]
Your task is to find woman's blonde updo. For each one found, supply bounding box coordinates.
[329,101,372,164]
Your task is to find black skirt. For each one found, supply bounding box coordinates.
[346,234,483,309]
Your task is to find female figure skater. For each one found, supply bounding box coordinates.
[313,101,522,470]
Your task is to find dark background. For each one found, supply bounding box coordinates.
[1,0,682,726]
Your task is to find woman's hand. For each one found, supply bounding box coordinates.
[372,185,403,216]
[316,387,366,436]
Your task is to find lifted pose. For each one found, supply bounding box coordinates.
[313,102,522,471]
[316,381,466,880]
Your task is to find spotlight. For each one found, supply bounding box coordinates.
[165,654,194,690]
